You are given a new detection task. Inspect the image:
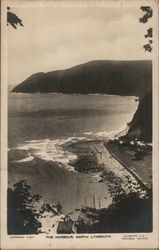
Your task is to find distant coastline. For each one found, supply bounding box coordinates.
[12,60,152,98]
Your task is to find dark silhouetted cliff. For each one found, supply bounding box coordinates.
[127,91,152,142]
[12,60,152,97]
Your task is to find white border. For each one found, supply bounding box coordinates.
[1,0,159,249]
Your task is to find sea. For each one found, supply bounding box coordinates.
[8,93,138,215]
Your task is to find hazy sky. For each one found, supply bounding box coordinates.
[8,5,152,86]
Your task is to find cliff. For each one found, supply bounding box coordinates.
[127,91,152,142]
[12,60,152,97]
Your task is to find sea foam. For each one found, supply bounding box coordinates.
[14,137,81,171]
[13,124,128,171]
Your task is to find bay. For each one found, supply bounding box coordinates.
[8,93,138,214]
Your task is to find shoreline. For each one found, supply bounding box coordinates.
[63,139,148,197]
[8,118,152,234]
[9,91,137,99]
[8,135,152,234]
[106,140,152,189]
[106,144,149,191]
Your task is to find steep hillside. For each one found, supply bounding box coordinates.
[127,91,152,142]
[12,60,152,97]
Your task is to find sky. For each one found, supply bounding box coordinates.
[8,5,152,86]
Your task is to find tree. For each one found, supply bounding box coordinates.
[139,6,153,52]
[76,189,152,233]
[7,7,24,29]
[8,180,41,234]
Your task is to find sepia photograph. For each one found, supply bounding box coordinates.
[1,0,159,249]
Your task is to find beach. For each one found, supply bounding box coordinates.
[63,139,150,195]
[8,92,151,234]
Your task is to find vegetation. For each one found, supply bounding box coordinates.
[7,7,24,29]
[72,154,104,173]
[76,188,152,233]
[8,180,41,234]
[128,91,152,142]
[139,6,153,52]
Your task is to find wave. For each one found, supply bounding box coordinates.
[14,137,89,171]
[13,135,96,171]
[83,124,128,140]
[12,124,128,171]
[83,132,93,135]
[15,152,34,163]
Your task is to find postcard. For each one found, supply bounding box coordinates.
[1,0,159,249]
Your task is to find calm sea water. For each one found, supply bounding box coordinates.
[8,93,138,214]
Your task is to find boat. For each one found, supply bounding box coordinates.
[81,194,103,216]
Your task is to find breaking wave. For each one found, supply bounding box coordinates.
[13,136,91,171]
[12,124,128,171]
[84,123,128,140]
